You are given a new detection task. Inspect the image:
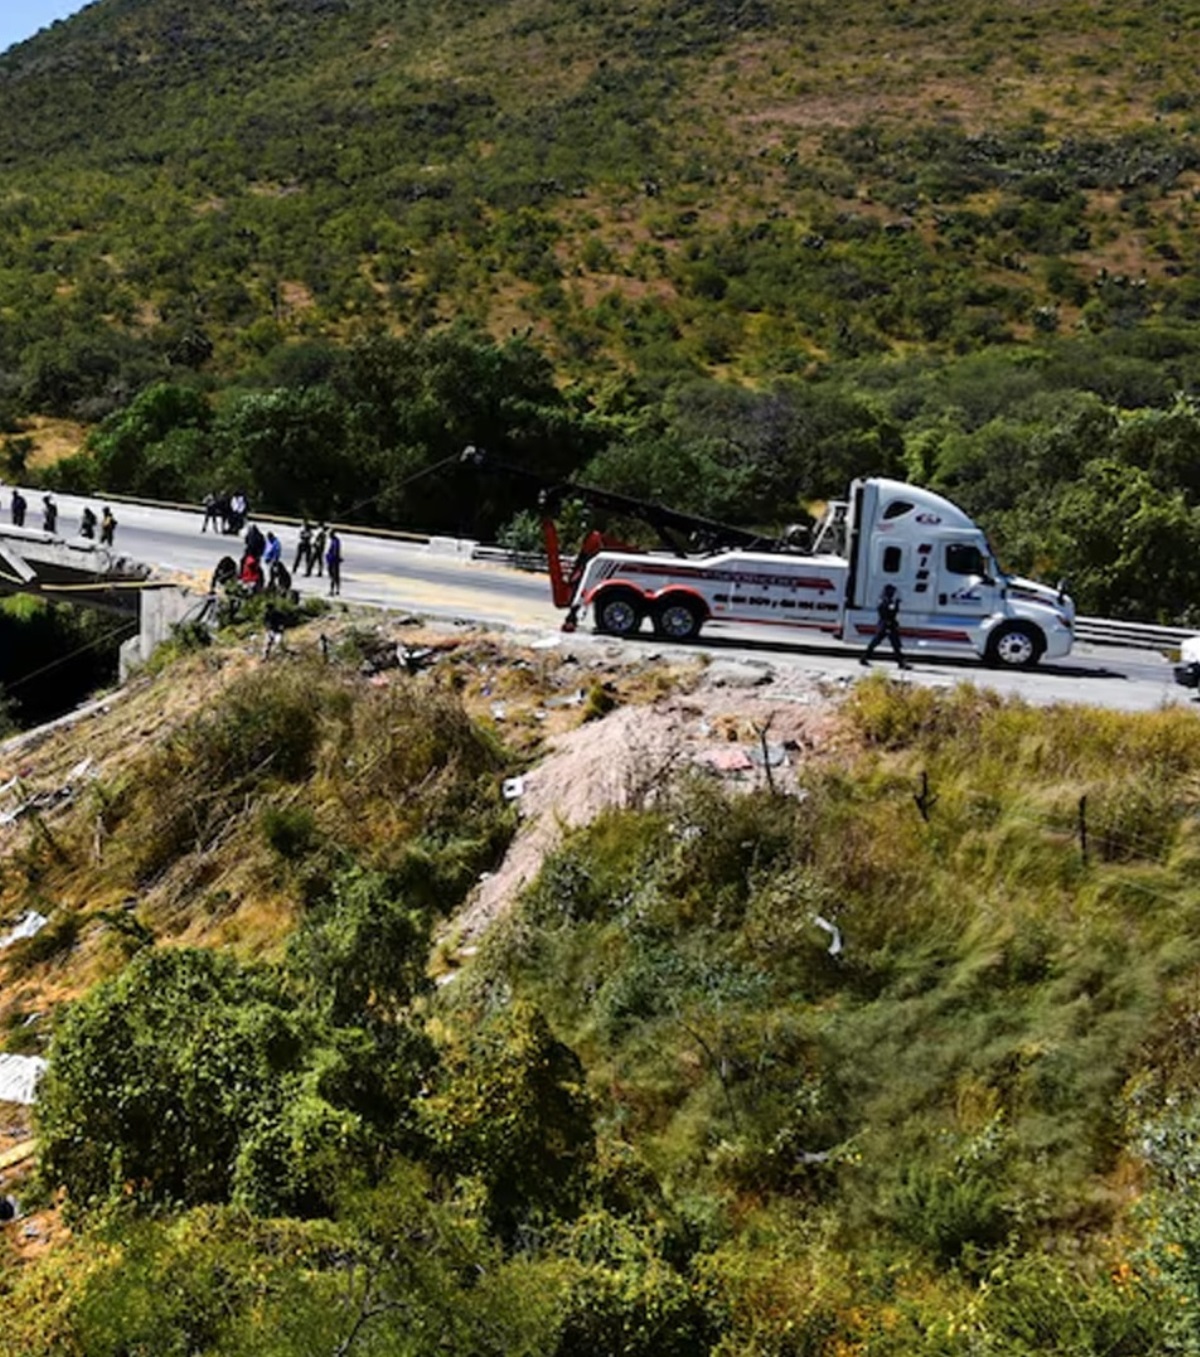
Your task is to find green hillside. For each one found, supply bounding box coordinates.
[4,1,1200,617]
[4,0,1199,385]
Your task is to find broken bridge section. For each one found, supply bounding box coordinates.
[0,525,152,617]
[0,525,195,678]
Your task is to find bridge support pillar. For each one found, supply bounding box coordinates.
[119,586,196,680]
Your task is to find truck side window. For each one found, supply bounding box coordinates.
[945,543,986,575]
[883,545,903,573]
[882,500,914,520]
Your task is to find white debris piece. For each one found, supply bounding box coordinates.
[812,914,843,956]
[502,775,526,801]
[0,1054,47,1105]
[64,756,95,785]
[0,911,48,950]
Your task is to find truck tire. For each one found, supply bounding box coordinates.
[986,621,1044,669]
[594,588,645,638]
[652,594,706,641]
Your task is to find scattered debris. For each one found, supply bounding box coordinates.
[701,660,775,689]
[543,689,585,709]
[0,912,49,950]
[748,742,788,768]
[399,645,436,674]
[0,1055,47,1105]
[502,775,526,801]
[0,757,95,827]
[696,747,755,773]
[796,1149,835,1165]
[812,914,843,956]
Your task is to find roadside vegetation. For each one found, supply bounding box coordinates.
[2,638,1200,1352]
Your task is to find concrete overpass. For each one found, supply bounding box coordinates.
[0,525,154,614]
[0,525,193,676]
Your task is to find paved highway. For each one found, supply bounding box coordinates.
[12,490,1196,715]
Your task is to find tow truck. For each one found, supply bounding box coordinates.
[465,449,1074,668]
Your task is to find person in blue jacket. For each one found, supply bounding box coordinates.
[326,530,342,596]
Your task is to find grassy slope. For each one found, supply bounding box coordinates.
[3,616,1200,1345]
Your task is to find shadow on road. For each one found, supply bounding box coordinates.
[616,627,1132,682]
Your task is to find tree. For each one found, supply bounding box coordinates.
[424,1002,596,1242]
[37,948,311,1211]
[213,385,354,517]
[87,381,213,498]
[1045,459,1200,620]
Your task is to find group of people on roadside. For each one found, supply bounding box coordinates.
[6,488,116,545]
[80,504,118,546]
[200,489,251,535]
[234,517,342,598]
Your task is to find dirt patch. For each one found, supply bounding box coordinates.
[451,662,851,943]
[4,417,87,470]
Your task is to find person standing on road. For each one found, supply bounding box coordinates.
[244,520,266,560]
[42,495,58,534]
[201,491,220,533]
[100,506,117,546]
[10,488,26,527]
[326,530,342,596]
[80,506,97,540]
[310,523,327,578]
[860,583,911,669]
[293,520,313,575]
[262,531,282,573]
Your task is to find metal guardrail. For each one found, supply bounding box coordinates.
[472,546,548,571]
[1074,616,1199,653]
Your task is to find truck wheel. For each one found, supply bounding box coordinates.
[653,595,705,641]
[594,589,645,638]
[986,622,1044,668]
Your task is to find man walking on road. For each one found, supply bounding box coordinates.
[860,583,911,669]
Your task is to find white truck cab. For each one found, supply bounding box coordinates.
[841,478,1074,666]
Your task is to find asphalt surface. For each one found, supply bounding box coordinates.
[11,491,1195,714]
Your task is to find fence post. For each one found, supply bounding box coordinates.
[913,770,938,823]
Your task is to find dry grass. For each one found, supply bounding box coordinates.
[16,418,87,470]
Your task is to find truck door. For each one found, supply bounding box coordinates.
[934,537,995,618]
